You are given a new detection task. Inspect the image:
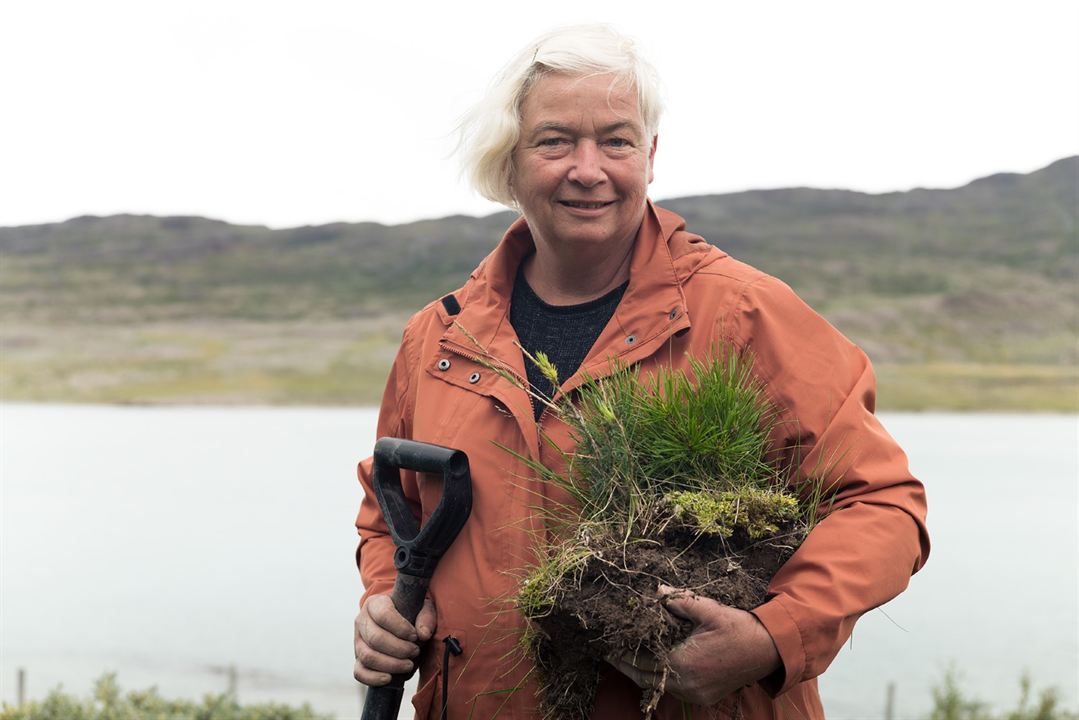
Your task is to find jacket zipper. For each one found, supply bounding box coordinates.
[439,340,529,389]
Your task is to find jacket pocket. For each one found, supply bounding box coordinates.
[411,665,442,720]
[412,628,469,720]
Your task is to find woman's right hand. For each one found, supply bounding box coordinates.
[353,593,437,686]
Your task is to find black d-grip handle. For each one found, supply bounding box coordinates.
[371,437,472,578]
[361,437,472,720]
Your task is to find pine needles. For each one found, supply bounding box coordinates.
[535,350,808,544]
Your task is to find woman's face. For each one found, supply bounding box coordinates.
[511,72,656,255]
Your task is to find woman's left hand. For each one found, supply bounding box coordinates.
[609,585,782,706]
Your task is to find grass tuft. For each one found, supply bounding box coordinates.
[534,350,813,541]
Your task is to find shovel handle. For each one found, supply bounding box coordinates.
[361,438,472,720]
[371,437,472,578]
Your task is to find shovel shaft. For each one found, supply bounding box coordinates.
[360,574,431,720]
[389,572,430,627]
[361,685,405,720]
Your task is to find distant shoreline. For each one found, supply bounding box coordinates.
[3,158,1075,413]
[2,357,1076,415]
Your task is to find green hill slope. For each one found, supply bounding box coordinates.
[1,158,1075,409]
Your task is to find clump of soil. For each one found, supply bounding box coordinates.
[524,518,802,719]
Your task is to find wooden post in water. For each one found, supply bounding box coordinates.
[16,668,26,706]
[885,682,896,720]
[227,665,238,702]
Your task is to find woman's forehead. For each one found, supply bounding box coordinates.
[520,72,644,131]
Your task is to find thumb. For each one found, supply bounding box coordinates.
[658,583,707,623]
[415,598,437,642]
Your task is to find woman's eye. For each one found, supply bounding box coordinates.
[539,138,566,146]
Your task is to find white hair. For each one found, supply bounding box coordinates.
[458,24,663,208]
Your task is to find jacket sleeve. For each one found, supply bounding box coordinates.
[355,327,420,606]
[732,276,931,695]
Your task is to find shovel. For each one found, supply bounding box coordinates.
[360,437,473,720]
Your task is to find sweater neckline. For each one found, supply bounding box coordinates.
[513,259,630,315]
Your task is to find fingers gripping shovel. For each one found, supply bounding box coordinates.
[361,437,473,720]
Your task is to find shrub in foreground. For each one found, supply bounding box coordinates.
[0,673,332,720]
[928,668,1078,720]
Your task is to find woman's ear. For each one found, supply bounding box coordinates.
[648,135,658,184]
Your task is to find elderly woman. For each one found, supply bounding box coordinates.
[354,25,929,720]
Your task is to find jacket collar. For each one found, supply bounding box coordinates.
[439,200,716,387]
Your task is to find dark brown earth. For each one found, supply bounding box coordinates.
[527,524,801,719]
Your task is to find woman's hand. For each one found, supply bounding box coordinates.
[609,585,781,706]
[353,593,437,686]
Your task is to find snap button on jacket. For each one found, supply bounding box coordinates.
[356,202,931,720]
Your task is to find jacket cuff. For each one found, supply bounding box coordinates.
[751,595,806,696]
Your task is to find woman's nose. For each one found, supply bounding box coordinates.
[567,141,606,187]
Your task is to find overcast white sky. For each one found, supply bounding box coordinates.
[1,0,1076,229]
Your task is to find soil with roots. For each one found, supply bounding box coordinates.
[526,523,800,719]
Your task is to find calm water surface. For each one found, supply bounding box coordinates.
[1,405,1076,719]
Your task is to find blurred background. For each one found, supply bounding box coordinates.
[1,1,1077,718]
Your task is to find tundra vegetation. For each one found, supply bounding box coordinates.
[928,668,1078,720]
[0,673,330,720]
[1,159,1075,410]
[1,669,1073,719]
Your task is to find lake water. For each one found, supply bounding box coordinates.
[1,405,1076,719]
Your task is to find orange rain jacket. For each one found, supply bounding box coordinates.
[356,202,930,720]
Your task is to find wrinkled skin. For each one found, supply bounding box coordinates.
[609,585,781,706]
[353,593,437,686]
